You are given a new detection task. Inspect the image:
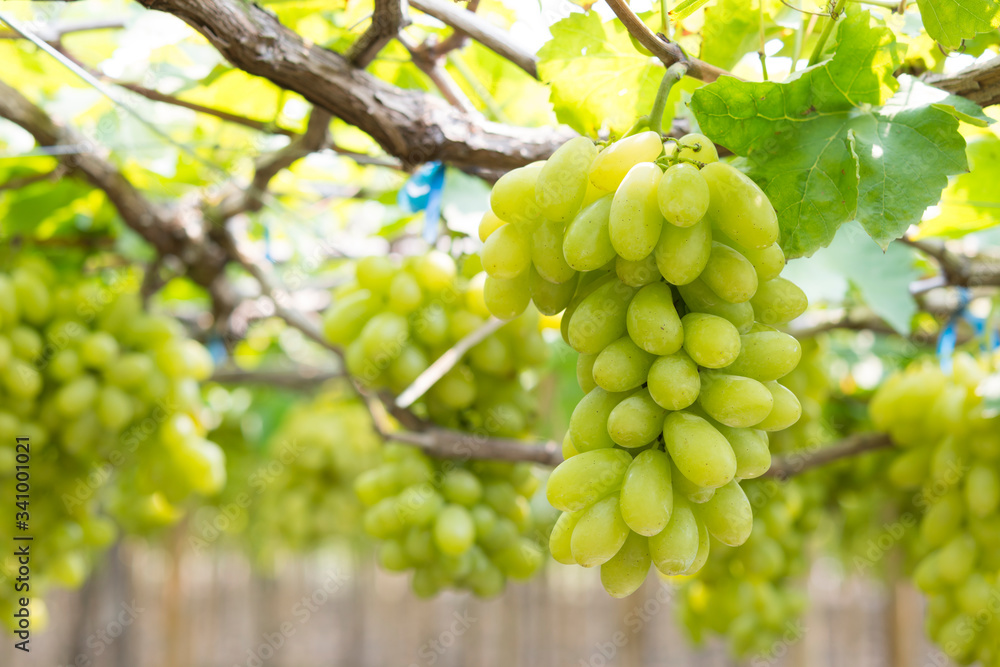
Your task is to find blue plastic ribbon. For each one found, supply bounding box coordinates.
[937,288,973,373]
[397,162,446,244]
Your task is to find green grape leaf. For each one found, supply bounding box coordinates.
[781,222,920,334]
[916,0,1000,49]
[671,0,711,20]
[917,134,1000,238]
[691,12,970,257]
[700,0,759,70]
[537,11,679,136]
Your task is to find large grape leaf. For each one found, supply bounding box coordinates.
[700,0,759,70]
[782,221,920,333]
[537,11,684,137]
[690,11,971,257]
[916,0,1000,49]
[916,134,1000,239]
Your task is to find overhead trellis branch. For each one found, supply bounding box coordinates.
[764,433,894,479]
[925,56,1000,109]
[408,0,538,79]
[603,0,734,83]
[347,0,411,68]
[130,0,574,170]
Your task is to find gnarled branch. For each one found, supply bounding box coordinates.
[925,56,1000,109]
[133,0,574,170]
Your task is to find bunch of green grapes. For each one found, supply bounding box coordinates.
[479,131,807,595]
[677,340,833,655]
[250,383,381,555]
[324,252,553,595]
[870,353,1000,666]
[355,443,544,597]
[323,252,548,434]
[0,257,225,630]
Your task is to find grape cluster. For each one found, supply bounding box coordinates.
[0,257,224,629]
[323,252,552,596]
[323,253,548,434]
[871,353,1000,666]
[251,384,381,554]
[479,132,807,594]
[355,444,545,597]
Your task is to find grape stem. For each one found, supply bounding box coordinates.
[806,0,847,67]
[649,62,689,135]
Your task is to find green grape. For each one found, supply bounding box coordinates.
[360,312,409,362]
[719,237,786,282]
[647,351,700,410]
[668,133,719,164]
[536,136,598,222]
[567,278,637,355]
[576,353,598,393]
[563,195,617,271]
[697,372,774,428]
[478,209,506,242]
[606,389,667,448]
[681,521,711,576]
[965,463,1000,517]
[592,337,656,393]
[443,470,484,506]
[664,411,737,489]
[412,250,458,292]
[550,510,583,564]
[483,272,530,320]
[654,216,712,286]
[562,433,580,459]
[700,242,758,304]
[626,282,683,356]
[681,313,741,369]
[80,331,119,369]
[545,448,632,512]
[755,381,802,431]
[389,344,431,389]
[717,425,770,480]
[529,268,577,316]
[490,162,544,227]
[356,256,396,293]
[570,493,630,567]
[434,505,477,556]
[723,331,802,381]
[750,278,808,325]
[658,163,710,228]
[609,162,664,261]
[568,387,630,452]
[482,223,531,279]
[55,375,99,418]
[531,220,576,284]
[388,271,424,314]
[888,445,932,489]
[676,279,754,334]
[619,449,673,535]
[588,131,663,191]
[701,162,778,249]
[649,496,699,575]
[694,480,753,546]
[615,254,660,287]
[600,531,651,598]
[323,289,377,345]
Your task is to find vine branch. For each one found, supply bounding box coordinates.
[764,433,893,479]
[603,0,732,83]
